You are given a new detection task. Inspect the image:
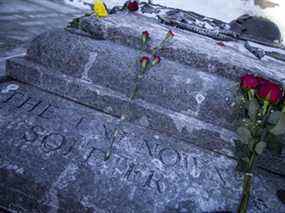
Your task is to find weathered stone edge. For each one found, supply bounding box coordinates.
[6,57,285,176]
[77,14,285,85]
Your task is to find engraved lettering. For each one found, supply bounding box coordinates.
[158,148,181,167]
[123,162,136,180]
[41,133,66,153]
[16,97,42,112]
[38,104,57,119]
[144,140,160,157]
[143,170,164,193]
[84,146,108,163]
[75,117,86,128]
[0,92,24,104]
[182,152,189,170]
[62,138,78,156]
[22,126,44,143]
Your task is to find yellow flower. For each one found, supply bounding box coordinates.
[93,0,108,18]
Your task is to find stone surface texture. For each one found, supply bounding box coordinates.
[0,81,284,213]
[0,0,84,79]
[2,6,285,213]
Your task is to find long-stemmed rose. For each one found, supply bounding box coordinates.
[152,30,175,55]
[130,30,174,100]
[106,30,174,159]
[130,56,150,100]
[236,74,284,213]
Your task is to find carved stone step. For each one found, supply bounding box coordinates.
[0,81,284,212]
[6,30,285,176]
[76,13,285,84]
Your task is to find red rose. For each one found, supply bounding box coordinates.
[256,76,269,86]
[142,31,149,38]
[127,1,139,11]
[151,55,161,66]
[165,30,175,40]
[142,31,150,46]
[257,81,283,104]
[140,56,150,70]
[240,74,259,90]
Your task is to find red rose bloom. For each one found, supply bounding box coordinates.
[240,74,259,90]
[256,76,269,86]
[165,30,175,40]
[140,56,150,70]
[127,1,139,11]
[142,31,149,38]
[142,31,150,46]
[257,81,283,104]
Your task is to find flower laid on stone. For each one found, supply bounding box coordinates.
[127,0,139,11]
[93,0,109,18]
[236,74,284,213]
[152,30,175,55]
[165,30,175,41]
[130,30,175,100]
[142,31,150,48]
[140,56,150,71]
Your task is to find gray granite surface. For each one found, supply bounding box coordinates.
[0,81,284,213]
[7,28,285,176]
[2,6,285,213]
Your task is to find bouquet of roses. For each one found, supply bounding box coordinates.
[236,74,284,212]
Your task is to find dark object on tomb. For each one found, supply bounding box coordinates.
[110,2,283,48]
[230,14,282,45]
[276,190,285,204]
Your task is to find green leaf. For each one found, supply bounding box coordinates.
[237,127,252,144]
[268,111,282,125]
[248,98,259,121]
[267,134,283,155]
[270,113,285,136]
[255,141,267,155]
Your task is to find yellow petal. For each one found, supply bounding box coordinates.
[93,0,108,18]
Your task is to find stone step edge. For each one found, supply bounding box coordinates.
[6,57,285,176]
[77,14,285,85]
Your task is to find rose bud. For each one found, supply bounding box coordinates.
[151,55,161,66]
[258,81,283,114]
[165,30,175,41]
[127,1,139,11]
[140,56,150,71]
[142,31,150,47]
[240,74,259,90]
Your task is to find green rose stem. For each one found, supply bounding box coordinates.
[130,73,144,100]
[238,112,270,213]
[262,100,270,116]
[238,152,256,213]
[130,57,150,100]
